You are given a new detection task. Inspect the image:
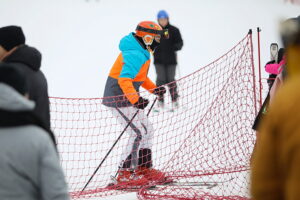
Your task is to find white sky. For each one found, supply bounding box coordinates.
[0,0,299,98]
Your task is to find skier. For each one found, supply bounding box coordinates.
[153,10,183,111]
[266,46,285,89]
[252,48,286,132]
[102,21,168,188]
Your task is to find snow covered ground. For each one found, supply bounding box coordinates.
[1,0,299,199]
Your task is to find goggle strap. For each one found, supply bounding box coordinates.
[136,25,167,36]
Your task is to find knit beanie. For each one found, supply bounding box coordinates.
[0,26,26,51]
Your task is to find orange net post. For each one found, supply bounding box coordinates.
[50,32,257,200]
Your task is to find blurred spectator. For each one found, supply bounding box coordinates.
[154,10,183,110]
[266,48,285,89]
[252,48,286,131]
[0,25,51,129]
[0,64,69,200]
[251,16,300,200]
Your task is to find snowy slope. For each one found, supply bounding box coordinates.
[0,1,299,200]
[0,0,299,98]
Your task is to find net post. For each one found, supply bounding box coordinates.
[248,29,258,116]
[257,27,262,107]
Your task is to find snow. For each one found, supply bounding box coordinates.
[0,0,299,199]
[1,0,299,98]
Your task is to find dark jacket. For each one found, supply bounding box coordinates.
[0,83,69,200]
[3,45,51,129]
[154,23,183,65]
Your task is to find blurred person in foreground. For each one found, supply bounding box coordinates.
[0,64,69,200]
[0,25,51,129]
[251,16,300,200]
[153,10,183,111]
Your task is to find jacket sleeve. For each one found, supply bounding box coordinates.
[172,27,183,51]
[141,77,157,93]
[118,78,140,104]
[40,137,70,200]
[118,51,145,104]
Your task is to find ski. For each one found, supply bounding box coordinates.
[106,176,234,191]
[106,175,156,192]
[158,177,234,189]
[158,181,218,189]
[106,182,156,192]
[270,43,279,62]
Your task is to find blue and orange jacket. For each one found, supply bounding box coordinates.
[103,33,157,107]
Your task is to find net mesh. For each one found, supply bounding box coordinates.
[50,33,257,200]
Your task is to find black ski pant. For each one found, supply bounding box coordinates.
[154,64,178,102]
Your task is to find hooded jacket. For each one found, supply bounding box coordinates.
[0,83,69,200]
[251,77,300,200]
[103,33,157,107]
[3,45,51,129]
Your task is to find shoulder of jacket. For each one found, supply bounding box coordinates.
[169,24,179,30]
[123,50,149,61]
[17,125,51,141]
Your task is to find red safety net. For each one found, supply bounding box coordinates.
[50,33,257,200]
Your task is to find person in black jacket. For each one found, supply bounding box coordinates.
[154,10,183,110]
[0,26,51,129]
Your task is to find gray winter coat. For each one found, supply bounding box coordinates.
[0,83,69,200]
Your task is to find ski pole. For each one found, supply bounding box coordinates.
[147,97,158,116]
[81,110,139,193]
[81,97,158,193]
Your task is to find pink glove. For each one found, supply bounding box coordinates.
[265,59,285,75]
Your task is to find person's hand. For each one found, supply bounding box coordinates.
[153,86,167,96]
[133,97,149,109]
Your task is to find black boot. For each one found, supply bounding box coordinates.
[138,148,152,168]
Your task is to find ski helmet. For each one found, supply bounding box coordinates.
[136,21,169,46]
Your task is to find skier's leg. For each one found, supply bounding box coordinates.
[154,64,167,103]
[108,106,149,186]
[138,114,154,168]
[166,64,179,102]
[135,113,166,182]
[110,106,142,169]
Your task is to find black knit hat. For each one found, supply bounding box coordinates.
[0,63,28,95]
[0,26,26,51]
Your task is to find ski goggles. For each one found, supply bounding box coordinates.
[136,25,169,39]
[143,34,162,45]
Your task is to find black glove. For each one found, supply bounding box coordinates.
[133,97,149,109]
[153,86,167,96]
